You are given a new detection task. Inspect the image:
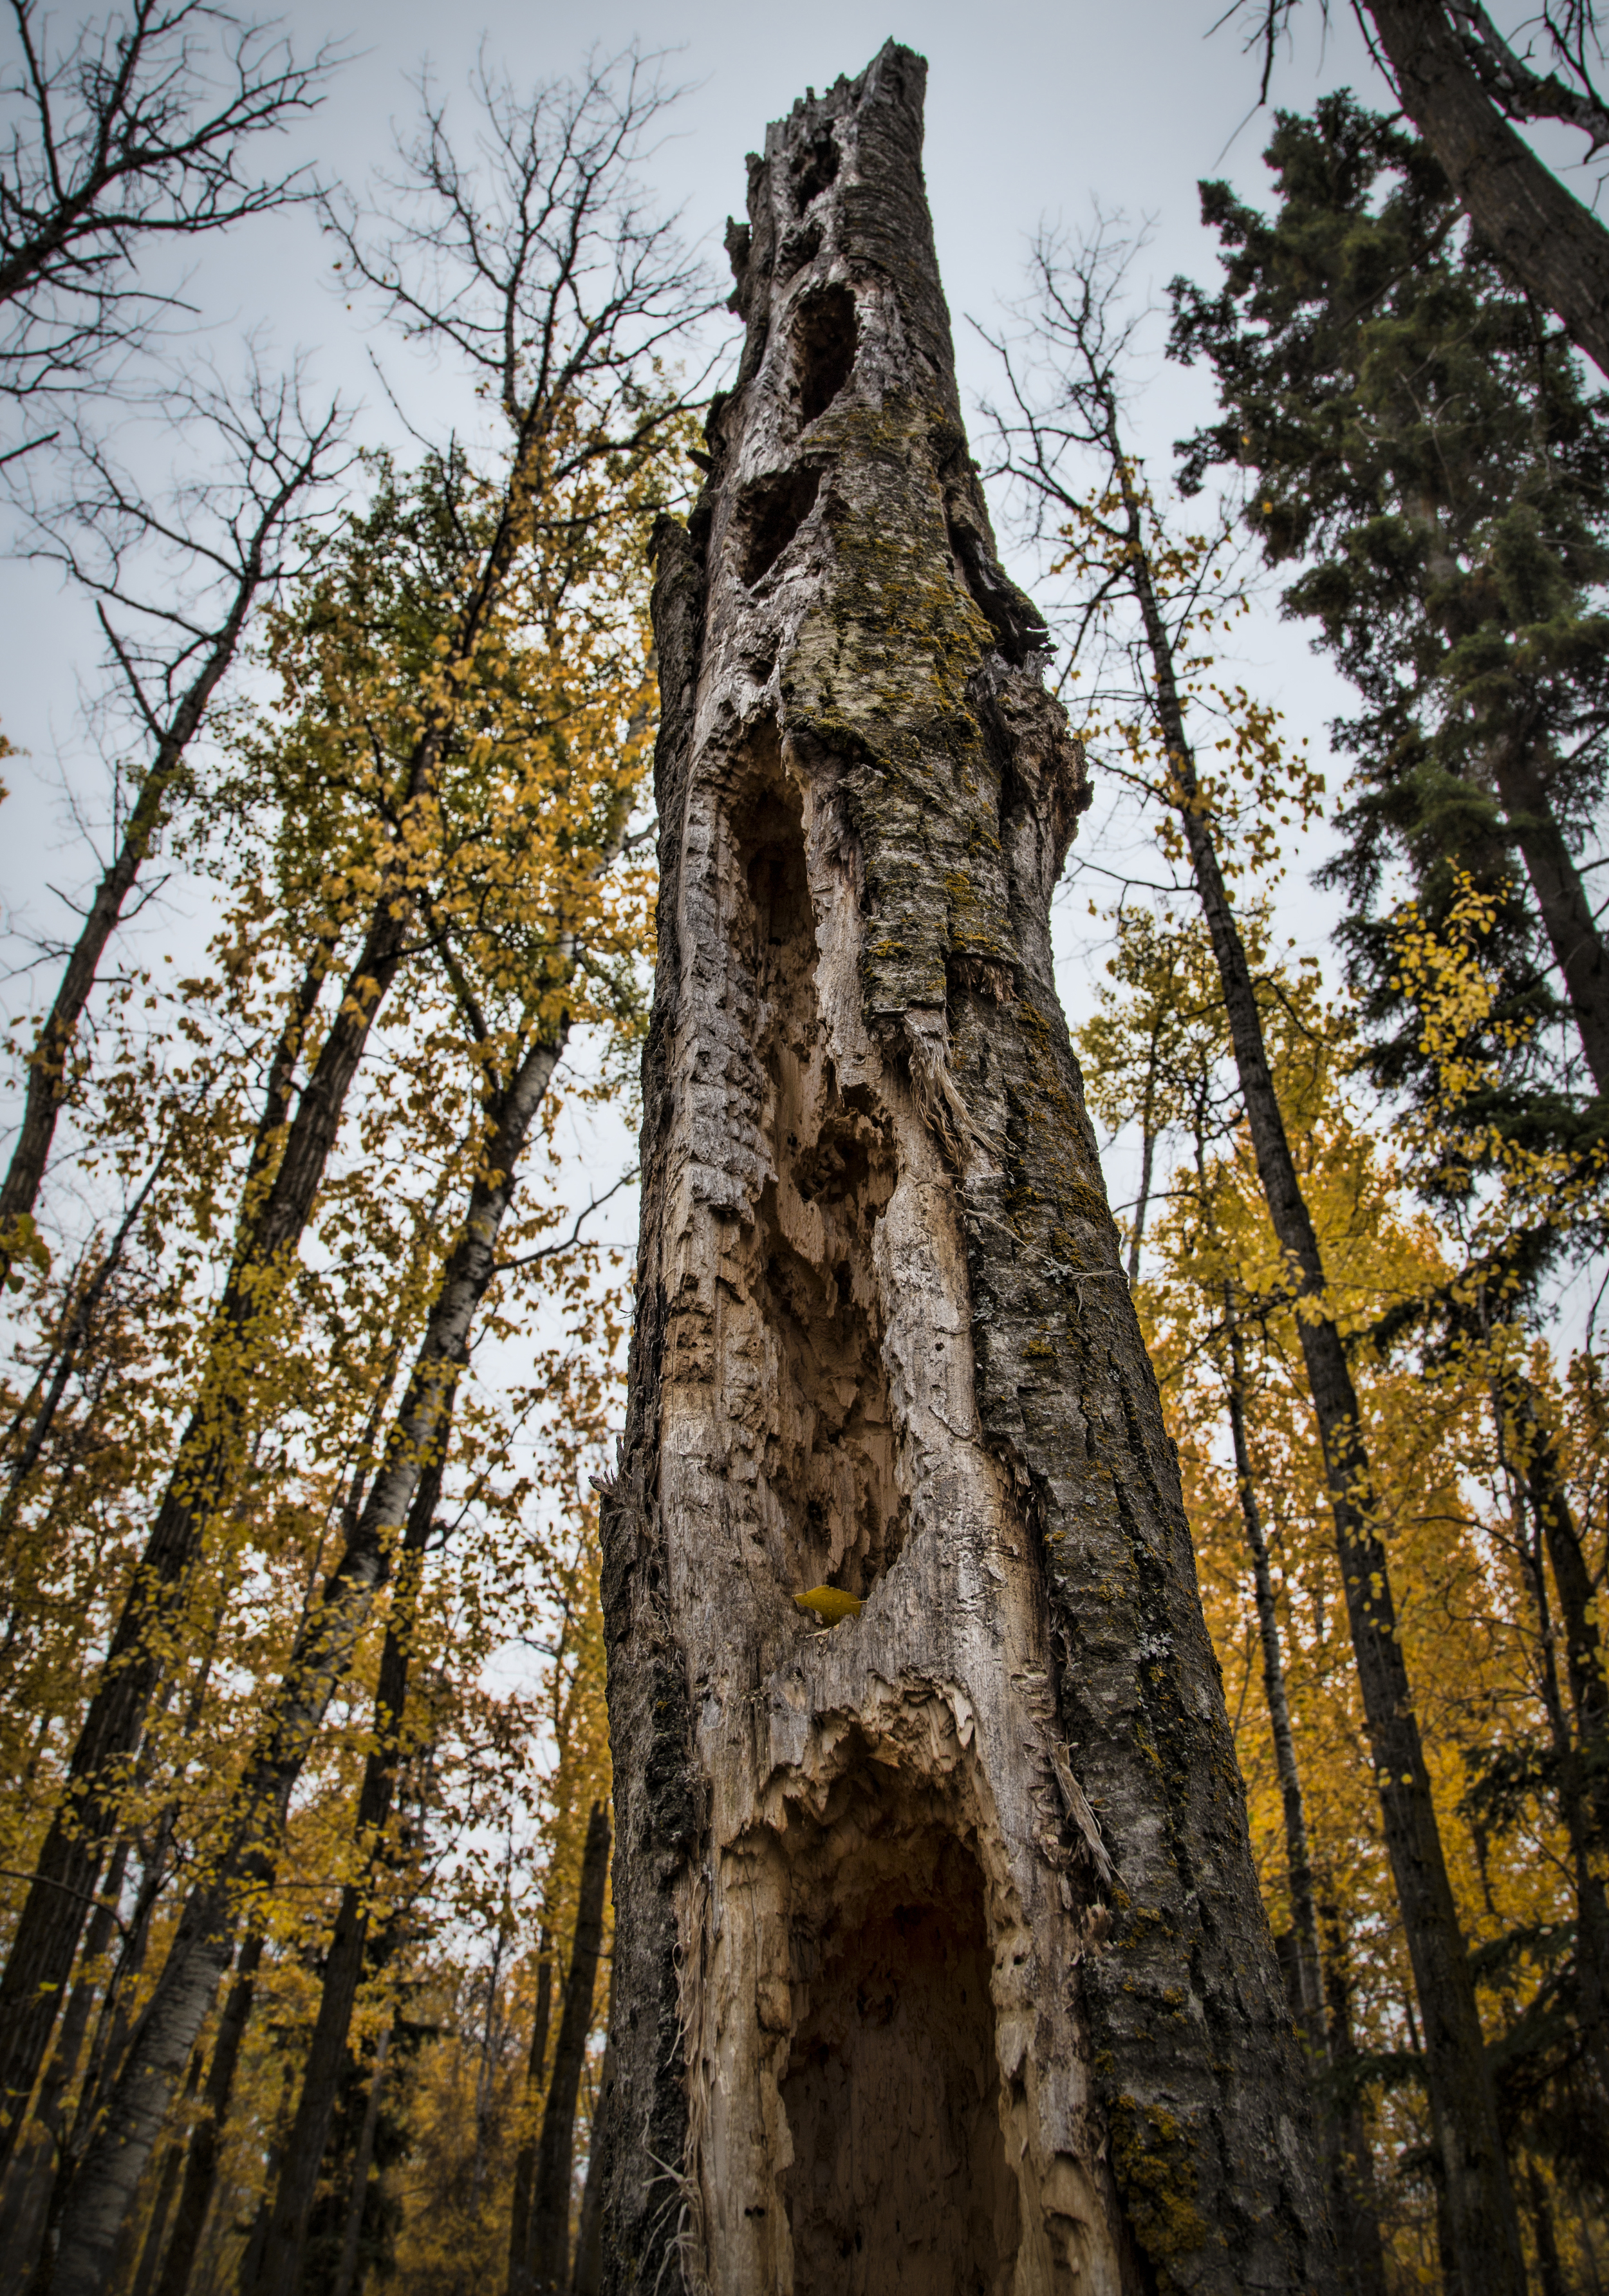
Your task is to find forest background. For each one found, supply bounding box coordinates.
[3,1,1608,2293]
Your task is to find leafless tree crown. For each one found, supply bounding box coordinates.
[325,47,718,460]
[0,0,339,420]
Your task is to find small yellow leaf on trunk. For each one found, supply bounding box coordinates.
[794,1585,862,1625]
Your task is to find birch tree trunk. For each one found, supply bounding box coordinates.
[597,44,1334,2296]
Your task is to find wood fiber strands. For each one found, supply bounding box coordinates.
[597,42,1336,2296]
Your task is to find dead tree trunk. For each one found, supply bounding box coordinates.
[597,42,1335,2296]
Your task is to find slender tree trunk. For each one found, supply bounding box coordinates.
[1128,1107,1156,1285]
[1503,1370,1609,1832]
[0,383,562,2142]
[569,2015,612,2296]
[597,43,1335,2296]
[150,1933,265,2296]
[328,2023,390,2296]
[124,2050,203,2296]
[1224,1302,1324,2035]
[1321,1928,1390,2296]
[234,2056,296,2296]
[0,1842,129,2277]
[0,462,320,1289]
[1500,1386,1609,2093]
[0,944,331,2165]
[1107,430,1525,2293]
[1,1153,165,1534]
[252,1452,444,2296]
[1365,0,1609,380]
[507,1932,554,2296]
[1491,736,1609,1096]
[50,1029,567,2296]
[1523,2158,1568,2296]
[530,1806,609,2296]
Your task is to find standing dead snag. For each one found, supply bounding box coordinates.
[599,42,1334,2296]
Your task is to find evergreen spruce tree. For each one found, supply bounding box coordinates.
[1171,95,1609,1154]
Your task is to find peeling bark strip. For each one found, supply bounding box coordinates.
[599,44,1334,2296]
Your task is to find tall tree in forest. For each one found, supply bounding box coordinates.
[40,416,661,2282]
[1231,1,1609,382]
[528,1800,608,2296]
[986,224,1525,2289]
[597,42,1333,2296]
[0,364,349,1285]
[1125,947,1608,2277]
[0,46,701,2179]
[1170,95,1609,1128]
[1379,882,1609,2100]
[1075,910,1410,2294]
[1171,112,1609,2113]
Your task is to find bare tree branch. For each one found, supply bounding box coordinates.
[0,0,343,413]
[0,352,351,1277]
[324,44,721,466]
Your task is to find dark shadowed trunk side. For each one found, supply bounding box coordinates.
[250,1448,443,2296]
[597,43,1335,2296]
[569,2001,611,2296]
[328,2021,391,2296]
[1321,1926,1391,2296]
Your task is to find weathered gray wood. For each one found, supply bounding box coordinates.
[599,43,1335,2296]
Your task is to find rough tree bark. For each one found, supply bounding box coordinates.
[597,44,1334,2296]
